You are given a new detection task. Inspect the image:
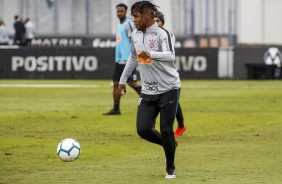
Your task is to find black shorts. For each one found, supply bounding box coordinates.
[113,63,138,82]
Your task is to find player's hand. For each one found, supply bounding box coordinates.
[138,51,150,60]
[137,51,152,64]
[118,84,126,96]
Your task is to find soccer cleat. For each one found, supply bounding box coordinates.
[174,124,187,137]
[103,109,121,115]
[165,168,176,179]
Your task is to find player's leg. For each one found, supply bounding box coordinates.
[127,69,142,95]
[103,63,123,115]
[176,103,184,127]
[159,89,179,176]
[136,94,162,146]
[113,80,121,110]
[128,81,141,95]
[174,103,187,137]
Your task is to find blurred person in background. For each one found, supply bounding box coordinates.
[199,37,209,48]
[0,18,9,45]
[209,37,219,48]
[103,3,141,115]
[154,12,187,137]
[13,15,26,45]
[24,18,35,46]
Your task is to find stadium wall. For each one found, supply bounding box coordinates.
[237,0,282,44]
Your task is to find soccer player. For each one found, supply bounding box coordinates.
[103,3,141,115]
[119,1,180,178]
[154,11,187,137]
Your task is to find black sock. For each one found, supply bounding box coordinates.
[114,101,120,111]
[176,104,184,128]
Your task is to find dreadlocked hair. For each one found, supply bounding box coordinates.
[131,1,159,16]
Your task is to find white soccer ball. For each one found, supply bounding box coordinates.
[57,138,80,161]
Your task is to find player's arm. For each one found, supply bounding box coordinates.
[148,31,175,62]
[125,21,134,39]
[119,41,138,96]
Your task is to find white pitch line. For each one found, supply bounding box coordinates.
[182,85,282,89]
[0,84,101,88]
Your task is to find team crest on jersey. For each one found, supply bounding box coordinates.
[149,39,157,49]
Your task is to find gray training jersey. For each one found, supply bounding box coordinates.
[119,22,181,95]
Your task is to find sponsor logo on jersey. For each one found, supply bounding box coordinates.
[144,81,158,92]
[116,35,121,42]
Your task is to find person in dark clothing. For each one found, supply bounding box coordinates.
[103,3,141,115]
[13,15,26,45]
[154,11,187,137]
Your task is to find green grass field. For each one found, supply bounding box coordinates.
[0,80,282,184]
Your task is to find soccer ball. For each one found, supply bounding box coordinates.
[57,138,80,161]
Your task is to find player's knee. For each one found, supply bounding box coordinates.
[137,128,150,139]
